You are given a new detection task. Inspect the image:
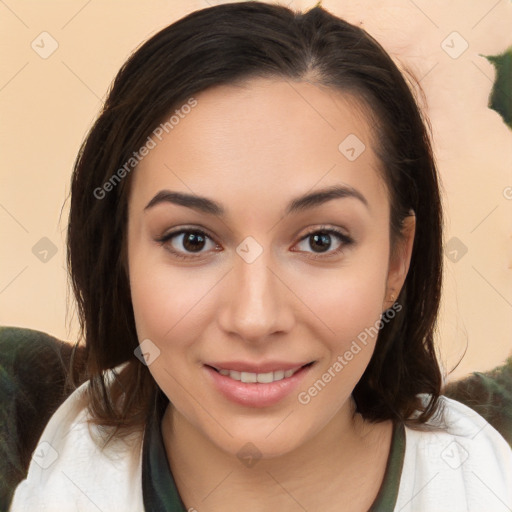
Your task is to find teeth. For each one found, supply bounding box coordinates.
[217,366,303,383]
[241,371,257,383]
[257,372,273,383]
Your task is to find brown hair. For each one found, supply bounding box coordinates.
[67,1,444,439]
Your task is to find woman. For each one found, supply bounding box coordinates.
[9,2,512,511]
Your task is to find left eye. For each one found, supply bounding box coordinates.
[294,229,353,257]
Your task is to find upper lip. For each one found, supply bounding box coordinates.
[205,361,314,373]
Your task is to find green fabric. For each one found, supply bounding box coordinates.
[142,396,406,512]
[486,47,512,129]
[142,393,188,511]
[0,326,77,512]
[443,356,512,448]
[368,423,406,511]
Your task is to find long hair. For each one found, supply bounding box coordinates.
[67,1,443,439]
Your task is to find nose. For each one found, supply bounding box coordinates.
[217,248,295,344]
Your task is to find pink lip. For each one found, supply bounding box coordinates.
[203,363,315,408]
[205,360,313,373]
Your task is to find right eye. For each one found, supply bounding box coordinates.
[155,228,221,260]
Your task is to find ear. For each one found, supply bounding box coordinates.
[384,212,415,310]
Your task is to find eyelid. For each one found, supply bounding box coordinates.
[157,225,219,244]
[297,224,352,241]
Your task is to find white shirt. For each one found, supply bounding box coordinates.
[9,376,512,511]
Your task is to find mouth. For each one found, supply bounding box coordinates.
[205,361,316,384]
[203,360,317,407]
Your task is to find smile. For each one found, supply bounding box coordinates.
[204,361,316,407]
[212,365,307,383]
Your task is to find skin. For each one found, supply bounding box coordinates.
[127,78,415,512]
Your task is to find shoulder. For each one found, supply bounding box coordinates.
[9,370,145,512]
[395,395,512,512]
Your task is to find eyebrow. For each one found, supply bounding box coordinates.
[144,184,368,216]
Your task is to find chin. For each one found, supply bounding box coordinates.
[223,434,302,462]
[204,416,312,462]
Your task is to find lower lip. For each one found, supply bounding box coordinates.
[203,364,314,408]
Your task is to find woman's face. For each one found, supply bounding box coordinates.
[127,78,413,458]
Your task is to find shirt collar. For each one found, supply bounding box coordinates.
[142,393,405,512]
[142,391,187,512]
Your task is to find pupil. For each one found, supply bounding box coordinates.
[310,233,330,252]
[183,232,205,252]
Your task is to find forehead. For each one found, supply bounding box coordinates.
[130,78,388,217]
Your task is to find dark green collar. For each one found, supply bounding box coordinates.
[369,421,406,511]
[142,400,405,512]
[142,394,187,512]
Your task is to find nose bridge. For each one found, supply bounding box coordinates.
[218,243,293,342]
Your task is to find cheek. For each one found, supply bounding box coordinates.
[323,277,385,344]
[294,265,388,415]
[130,263,204,344]
[298,253,388,347]
[128,243,224,370]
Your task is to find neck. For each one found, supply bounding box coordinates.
[161,398,393,512]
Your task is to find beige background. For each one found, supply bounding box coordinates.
[0,0,511,382]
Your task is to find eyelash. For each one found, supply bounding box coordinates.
[155,225,354,261]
